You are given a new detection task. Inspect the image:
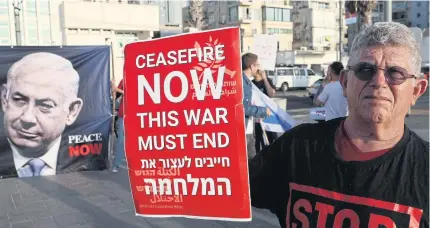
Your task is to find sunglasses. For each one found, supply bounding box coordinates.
[347,62,416,85]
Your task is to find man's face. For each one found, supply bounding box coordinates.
[250,60,260,77]
[326,67,332,81]
[2,70,81,156]
[341,45,428,124]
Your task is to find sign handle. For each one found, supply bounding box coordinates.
[109,42,116,170]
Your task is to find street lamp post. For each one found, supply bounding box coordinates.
[12,0,23,46]
[384,0,392,22]
[240,29,244,53]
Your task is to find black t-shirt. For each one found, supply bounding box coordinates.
[249,118,429,228]
[252,78,275,96]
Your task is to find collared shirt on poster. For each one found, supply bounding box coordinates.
[10,136,61,177]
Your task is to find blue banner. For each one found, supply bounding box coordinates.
[0,46,111,178]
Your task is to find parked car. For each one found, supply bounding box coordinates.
[268,67,323,92]
[307,79,324,100]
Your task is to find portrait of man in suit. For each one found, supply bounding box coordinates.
[0,52,83,178]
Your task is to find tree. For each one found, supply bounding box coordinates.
[185,0,209,30]
[345,0,377,31]
[345,0,377,53]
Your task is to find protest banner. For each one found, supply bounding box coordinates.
[0,46,111,178]
[253,34,278,71]
[123,27,251,221]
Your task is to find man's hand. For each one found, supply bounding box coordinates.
[111,80,118,90]
[266,108,272,116]
[111,80,116,96]
[258,69,267,80]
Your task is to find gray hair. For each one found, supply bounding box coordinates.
[348,22,421,75]
[6,52,80,100]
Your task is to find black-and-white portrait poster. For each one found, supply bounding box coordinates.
[0,46,111,179]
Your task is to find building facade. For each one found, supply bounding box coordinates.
[408,1,429,29]
[203,0,294,53]
[372,0,429,30]
[372,1,408,25]
[0,0,53,46]
[138,0,189,37]
[292,0,347,53]
[0,0,159,82]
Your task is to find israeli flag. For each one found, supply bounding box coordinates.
[251,83,296,133]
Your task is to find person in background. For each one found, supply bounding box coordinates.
[313,68,331,106]
[242,53,271,159]
[252,70,277,152]
[111,79,124,172]
[249,22,428,228]
[315,62,349,121]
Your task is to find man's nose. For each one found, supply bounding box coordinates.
[369,69,388,88]
[20,106,37,127]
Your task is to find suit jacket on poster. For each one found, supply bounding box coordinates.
[0,135,108,179]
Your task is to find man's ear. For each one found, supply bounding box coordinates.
[66,98,83,126]
[1,84,8,112]
[340,70,348,97]
[411,78,428,106]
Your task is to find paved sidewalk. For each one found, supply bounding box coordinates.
[0,170,280,228]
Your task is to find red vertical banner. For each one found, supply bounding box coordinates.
[123,27,251,221]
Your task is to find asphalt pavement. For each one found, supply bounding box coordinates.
[0,171,281,228]
[0,90,427,228]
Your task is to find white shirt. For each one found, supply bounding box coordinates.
[245,117,254,135]
[10,136,61,177]
[317,81,349,121]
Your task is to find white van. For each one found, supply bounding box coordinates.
[268,67,323,92]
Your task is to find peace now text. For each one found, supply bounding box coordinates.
[68,133,103,157]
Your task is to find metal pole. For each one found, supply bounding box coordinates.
[12,1,22,46]
[110,41,116,82]
[106,38,116,170]
[240,29,244,53]
[384,0,392,22]
[110,41,116,170]
[338,0,342,62]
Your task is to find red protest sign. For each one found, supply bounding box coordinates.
[123,27,251,221]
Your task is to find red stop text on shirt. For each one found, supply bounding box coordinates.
[286,183,423,228]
